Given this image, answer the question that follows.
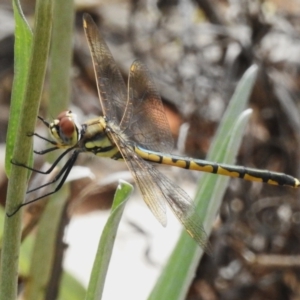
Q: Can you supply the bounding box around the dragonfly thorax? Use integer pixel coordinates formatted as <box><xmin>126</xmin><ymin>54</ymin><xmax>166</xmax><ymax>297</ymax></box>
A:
<box><xmin>49</xmin><ymin>110</ymin><xmax>82</xmax><ymax>148</ymax></box>
<box><xmin>81</xmin><ymin>116</ymin><xmax>125</xmax><ymax>159</ymax></box>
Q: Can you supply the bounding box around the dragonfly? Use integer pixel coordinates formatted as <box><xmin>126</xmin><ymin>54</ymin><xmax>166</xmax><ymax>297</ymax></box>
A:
<box><xmin>10</xmin><ymin>13</ymin><xmax>300</xmax><ymax>252</ymax></box>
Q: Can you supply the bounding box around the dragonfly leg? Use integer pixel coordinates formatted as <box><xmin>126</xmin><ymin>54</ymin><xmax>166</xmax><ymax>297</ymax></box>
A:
<box><xmin>26</xmin><ymin>151</ymin><xmax>79</xmax><ymax>193</ymax></box>
<box><xmin>7</xmin><ymin>151</ymin><xmax>79</xmax><ymax>217</ymax></box>
<box><xmin>11</xmin><ymin>147</ymin><xmax>74</xmax><ymax>175</ymax></box>
<box><xmin>38</xmin><ymin>115</ymin><xmax>50</xmax><ymax>127</ymax></box>
<box><xmin>28</xmin><ymin>132</ymin><xmax>58</xmax><ymax>146</ymax></box>
<box><xmin>34</xmin><ymin>146</ymin><xmax>59</xmax><ymax>155</ymax></box>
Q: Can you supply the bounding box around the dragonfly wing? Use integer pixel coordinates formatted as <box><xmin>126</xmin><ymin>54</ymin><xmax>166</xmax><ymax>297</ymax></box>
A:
<box><xmin>124</xmin><ymin>60</ymin><xmax>174</xmax><ymax>153</ymax></box>
<box><xmin>83</xmin><ymin>15</ymin><xmax>173</xmax><ymax>153</ymax></box>
<box><xmin>83</xmin><ymin>14</ymin><xmax>127</xmax><ymax>123</ymax></box>
<box><xmin>115</xmin><ymin>136</ymin><xmax>210</xmax><ymax>251</ymax></box>
<box><xmin>107</xmin><ymin>124</ymin><xmax>167</xmax><ymax>225</ymax></box>
<box><xmin>122</xmin><ymin>145</ymin><xmax>168</xmax><ymax>227</ymax></box>
<box><xmin>156</xmin><ymin>169</ymin><xmax>211</xmax><ymax>252</ymax></box>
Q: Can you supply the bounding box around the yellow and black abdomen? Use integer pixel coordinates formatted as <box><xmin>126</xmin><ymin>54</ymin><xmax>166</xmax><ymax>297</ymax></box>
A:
<box><xmin>134</xmin><ymin>146</ymin><xmax>300</xmax><ymax>188</ymax></box>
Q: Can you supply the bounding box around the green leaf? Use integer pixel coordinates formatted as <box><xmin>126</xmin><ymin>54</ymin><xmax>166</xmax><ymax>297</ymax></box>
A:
<box><xmin>148</xmin><ymin>65</ymin><xmax>258</xmax><ymax>300</ymax></box>
<box><xmin>59</xmin><ymin>271</ymin><xmax>86</xmax><ymax>300</ymax></box>
<box><xmin>23</xmin><ymin>186</ymin><xmax>69</xmax><ymax>299</ymax></box>
<box><xmin>11</xmin><ymin>215</ymin><xmax>86</xmax><ymax>300</ymax></box>
<box><xmin>0</xmin><ymin>0</ymin><xmax>54</xmax><ymax>299</ymax></box>
<box><xmin>5</xmin><ymin>0</ymin><xmax>32</xmax><ymax>176</ymax></box>
<box><xmin>85</xmin><ymin>181</ymin><xmax>133</xmax><ymax>300</ymax></box>
<box><xmin>48</xmin><ymin>0</ymin><xmax>74</xmax><ymax>117</ymax></box>
<box><xmin>24</xmin><ymin>4</ymin><xmax>75</xmax><ymax>297</ymax></box>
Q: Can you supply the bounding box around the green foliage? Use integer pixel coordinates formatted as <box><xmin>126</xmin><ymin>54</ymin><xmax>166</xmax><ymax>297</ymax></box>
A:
<box><xmin>148</xmin><ymin>66</ymin><xmax>258</xmax><ymax>300</ymax></box>
<box><xmin>86</xmin><ymin>181</ymin><xmax>133</xmax><ymax>300</ymax></box>
<box><xmin>5</xmin><ymin>0</ymin><xmax>32</xmax><ymax>176</ymax></box>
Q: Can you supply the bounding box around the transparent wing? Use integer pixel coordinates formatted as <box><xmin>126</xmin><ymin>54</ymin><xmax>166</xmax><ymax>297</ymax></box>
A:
<box><xmin>155</xmin><ymin>167</ymin><xmax>210</xmax><ymax>252</ymax></box>
<box><xmin>83</xmin><ymin>13</ymin><xmax>127</xmax><ymax>123</ymax></box>
<box><xmin>83</xmin><ymin>14</ymin><xmax>173</xmax><ymax>153</ymax></box>
<box><xmin>110</xmin><ymin>130</ymin><xmax>209</xmax><ymax>251</ymax></box>
<box><xmin>117</xmin><ymin>139</ymin><xmax>168</xmax><ymax>227</ymax></box>
<box><xmin>123</xmin><ymin>144</ymin><xmax>209</xmax><ymax>250</ymax></box>
<box><xmin>125</xmin><ymin>60</ymin><xmax>174</xmax><ymax>152</ymax></box>
<box><xmin>82</xmin><ymin>15</ymin><xmax>208</xmax><ymax>249</ymax></box>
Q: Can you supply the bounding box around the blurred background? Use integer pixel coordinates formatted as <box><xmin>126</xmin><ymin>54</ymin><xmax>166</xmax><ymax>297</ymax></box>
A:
<box><xmin>1</xmin><ymin>0</ymin><xmax>300</xmax><ymax>299</ymax></box>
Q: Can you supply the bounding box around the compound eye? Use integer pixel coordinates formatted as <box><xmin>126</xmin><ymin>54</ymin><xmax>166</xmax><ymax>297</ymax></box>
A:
<box><xmin>50</xmin><ymin>110</ymin><xmax>80</xmax><ymax>146</ymax></box>
<box><xmin>59</xmin><ymin>115</ymin><xmax>75</xmax><ymax>139</ymax></box>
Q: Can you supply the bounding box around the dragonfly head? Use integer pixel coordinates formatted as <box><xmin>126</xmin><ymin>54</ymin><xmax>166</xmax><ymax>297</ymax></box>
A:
<box><xmin>49</xmin><ymin>110</ymin><xmax>82</xmax><ymax>148</ymax></box>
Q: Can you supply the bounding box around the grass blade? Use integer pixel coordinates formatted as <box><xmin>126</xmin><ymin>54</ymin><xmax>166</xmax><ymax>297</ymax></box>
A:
<box><xmin>5</xmin><ymin>0</ymin><xmax>32</xmax><ymax>176</ymax></box>
<box><xmin>23</xmin><ymin>186</ymin><xmax>68</xmax><ymax>299</ymax></box>
<box><xmin>48</xmin><ymin>0</ymin><xmax>74</xmax><ymax>116</ymax></box>
<box><xmin>0</xmin><ymin>0</ymin><xmax>54</xmax><ymax>299</ymax></box>
<box><xmin>23</xmin><ymin>4</ymin><xmax>75</xmax><ymax>298</ymax></box>
<box><xmin>148</xmin><ymin>65</ymin><xmax>258</xmax><ymax>300</ymax></box>
<box><xmin>85</xmin><ymin>180</ymin><xmax>133</xmax><ymax>300</ymax></box>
